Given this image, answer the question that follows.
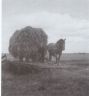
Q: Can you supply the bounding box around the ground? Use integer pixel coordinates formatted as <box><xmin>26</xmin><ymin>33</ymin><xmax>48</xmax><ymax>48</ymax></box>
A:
<box><xmin>2</xmin><ymin>58</ymin><xmax>89</xmax><ymax>96</ymax></box>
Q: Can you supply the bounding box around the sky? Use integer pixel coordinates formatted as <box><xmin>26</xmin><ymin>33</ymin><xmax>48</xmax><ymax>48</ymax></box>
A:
<box><xmin>2</xmin><ymin>0</ymin><xmax>89</xmax><ymax>53</ymax></box>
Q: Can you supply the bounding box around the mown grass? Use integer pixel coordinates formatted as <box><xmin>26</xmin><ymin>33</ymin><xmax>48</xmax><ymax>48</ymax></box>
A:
<box><xmin>2</xmin><ymin>60</ymin><xmax>89</xmax><ymax>96</ymax></box>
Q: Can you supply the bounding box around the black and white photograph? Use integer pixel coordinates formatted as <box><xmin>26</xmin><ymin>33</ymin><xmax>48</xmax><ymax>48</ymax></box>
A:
<box><xmin>2</xmin><ymin>0</ymin><xmax>89</xmax><ymax>96</ymax></box>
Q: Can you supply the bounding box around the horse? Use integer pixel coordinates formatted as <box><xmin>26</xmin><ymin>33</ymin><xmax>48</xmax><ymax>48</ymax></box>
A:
<box><xmin>31</xmin><ymin>46</ymin><xmax>47</xmax><ymax>62</ymax></box>
<box><xmin>47</xmin><ymin>39</ymin><xmax>66</xmax><ymax>64</ymax></box>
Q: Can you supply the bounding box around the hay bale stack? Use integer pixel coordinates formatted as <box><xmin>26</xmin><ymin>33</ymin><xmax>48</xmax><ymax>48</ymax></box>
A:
<box><xmin>9</xmin><ymin>26</ymin><xmax>48</xmax><ymax>62</ymax></box>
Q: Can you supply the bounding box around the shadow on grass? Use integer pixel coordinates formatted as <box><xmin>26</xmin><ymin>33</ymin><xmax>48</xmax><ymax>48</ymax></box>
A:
<box><xmin>2</xmin><ymin>60</ymin><xmax>42</xmax><ymax>75</ymax></box>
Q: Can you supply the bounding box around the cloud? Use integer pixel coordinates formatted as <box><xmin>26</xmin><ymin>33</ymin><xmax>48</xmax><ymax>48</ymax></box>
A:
<box><xmin>4</xmin><ymin>12</ymin><xmax>89</xmax><ymax>37</ymax></box>
<box><xmin>3</xmin><ymin>0</ymin><xmax>89</xmax><ymax>19</ymax></box>
<box><xmin>2</xmin><ymin>11</ymin><xmax>89</xmax><ymax>53</ymax></box>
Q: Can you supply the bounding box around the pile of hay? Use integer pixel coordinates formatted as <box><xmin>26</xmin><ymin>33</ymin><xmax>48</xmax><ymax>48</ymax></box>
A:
<box><xmin>9</xmin><ymin>26</ymin><xmax>48</xmax><ymax>62</ymax></box>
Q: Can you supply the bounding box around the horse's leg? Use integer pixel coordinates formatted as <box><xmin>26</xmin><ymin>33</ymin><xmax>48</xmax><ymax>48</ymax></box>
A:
<box><xmin>41</xmin><ymin>54</ymin><xmax>45</xmax><ymax>62</ymax></box>
<box><xmin>26</xmin><ymin>57</ymin><xmax>29</xmax><ymax>62</ymax></box>
<box><xmin>55</xmin><ymin>55</ymin><xmax>58</xmax><ymax>64</ymax></box>
<box><xmin>39</xmin><ymin>54</ymin><xmax>44</xmax><ymax>62</ymax></box>
<box><xmin>40</xmin><ymin>49</ymin><xmax>45</xmax><ymax>63</ymax></box>
<box><xmin>57</xmin><ymin>55</ymin><xmax>60</xmax><ymax>64</ymax></box>
<box><xmin>19</xmin><ymin>56</ymin><xmax>23</xmax><ymax>62</ymax></box>
<box><xmin>49</xmin><ymin>53</ymin><xmax>52</xmax><ymax>61</ymax></box>
<box><xmin>58</xmin><ymin>52</ymin><xmax>62</xmax><ymax>64</ymax></box>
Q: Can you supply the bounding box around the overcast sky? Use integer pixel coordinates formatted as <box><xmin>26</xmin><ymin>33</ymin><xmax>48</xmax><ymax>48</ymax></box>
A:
<box><xmin>2</xmin><ymin>0</ymin><xmax>89</xmax><ymax>53</ymax></box>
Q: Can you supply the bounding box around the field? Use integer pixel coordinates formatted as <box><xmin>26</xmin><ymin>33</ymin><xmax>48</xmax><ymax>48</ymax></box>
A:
<box><xmin>2</xmin><ymin>53</ymin><xmax>89</xmax><ymax>96</ymax></box>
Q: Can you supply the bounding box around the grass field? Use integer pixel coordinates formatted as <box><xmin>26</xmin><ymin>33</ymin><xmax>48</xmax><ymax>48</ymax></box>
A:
<box><xmin>2</xmin><ymin>53</ymin><xmax>89</xmax><ymax>96</ymax></box>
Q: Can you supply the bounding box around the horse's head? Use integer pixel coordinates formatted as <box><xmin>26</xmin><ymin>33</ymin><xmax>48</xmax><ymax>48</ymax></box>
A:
<box><xmin>56</xmin><ymin>38</ymin><xmax>66</xmax><ymax>50</ymax></box>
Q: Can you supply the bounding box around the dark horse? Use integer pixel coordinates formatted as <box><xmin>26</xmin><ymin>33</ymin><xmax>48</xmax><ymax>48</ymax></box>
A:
<box><xmin>47</xmin><ymin>39</ymin><xmax>66</xmax><ymax>64</ymax></box>
<box><xmin>30</xmin><ymin>46</ymin><xmax>46</xmax><ymax>62</ymax></box>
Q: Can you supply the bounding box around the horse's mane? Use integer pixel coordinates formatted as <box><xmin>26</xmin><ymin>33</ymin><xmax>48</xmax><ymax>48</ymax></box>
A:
<box><xmin>56</xmin><ymin>39</ymin><xmax>65</xmax><ymax>50</ymax></box>
<box><xmin>56</xmin><ymin>39</ymin><xmax>64</xmax><ymax>44</ymax></box>
<box><xmin>47</xmin><ymin>39</ymin><xmax>65</xmax><ymax>53</ymax></box>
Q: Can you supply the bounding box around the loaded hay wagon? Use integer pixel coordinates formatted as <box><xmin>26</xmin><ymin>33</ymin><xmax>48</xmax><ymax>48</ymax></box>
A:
<box><xmin>7</xmin><ymin>26</ymin><xmax>50</xmax><ymax>74</ymax></box>
<box><xmin>7</xmin><ymin>26</ymin><xmax>66</xmax><ymax>75</ymax></box>
<box><xmin>9</xmin><ymin>26</ymin><xmax>48</xmax><ymax>63</ymax></box>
